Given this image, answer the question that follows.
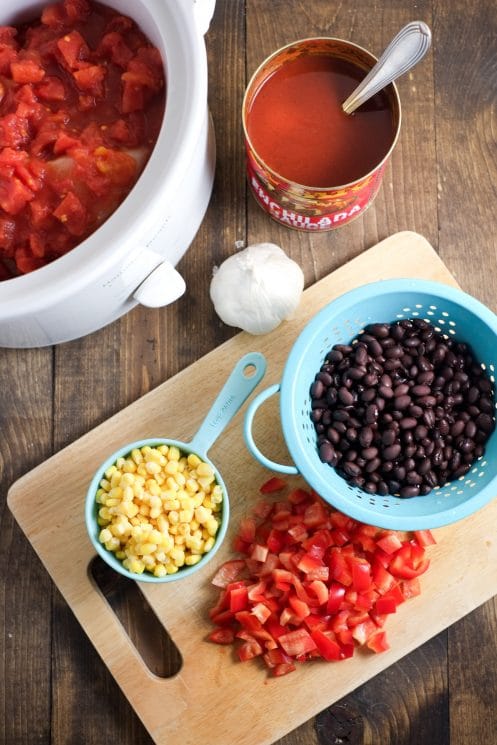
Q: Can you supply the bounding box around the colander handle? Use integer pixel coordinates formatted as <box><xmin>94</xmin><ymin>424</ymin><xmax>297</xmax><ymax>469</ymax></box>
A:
<box><xmin>244</xmin><ymin>384</ymin><xmax>299</xmax><ymax>475</ymax></box>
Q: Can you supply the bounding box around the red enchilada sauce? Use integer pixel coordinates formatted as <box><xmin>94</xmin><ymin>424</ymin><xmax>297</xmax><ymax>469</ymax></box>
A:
<box><xmin>246</xmin><ymin>54</ymin><xmax>395</xmax><ymax>188</ymax></box>
<box><xmin>0</xmin><ymin>0</ymin><xmax>165</xmax><ymax>279</ymax></box>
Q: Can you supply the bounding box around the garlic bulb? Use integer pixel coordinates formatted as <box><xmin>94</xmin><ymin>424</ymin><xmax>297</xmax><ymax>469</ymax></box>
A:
<box><xmin>209</xmin><ymin>242</ymin><xmax>304</xmax><ymax>335</ymax></box>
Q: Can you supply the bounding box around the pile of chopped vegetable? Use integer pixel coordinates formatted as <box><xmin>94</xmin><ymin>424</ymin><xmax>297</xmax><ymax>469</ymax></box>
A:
<box><xmin>207</xmin><ymin>477</ymin><xmax>436</xmax><ymax>677</ymax></box>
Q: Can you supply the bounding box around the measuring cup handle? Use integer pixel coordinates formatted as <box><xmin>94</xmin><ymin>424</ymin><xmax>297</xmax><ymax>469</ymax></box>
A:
<box><xmin>243</xmin><ymin>384</ymin><xmax>299</xmax><ymax>475</ymax></box>
<box><xmin>189</xmin><ymin>352</ymin><xmax>267</xmax><ymax>456</ymax></box>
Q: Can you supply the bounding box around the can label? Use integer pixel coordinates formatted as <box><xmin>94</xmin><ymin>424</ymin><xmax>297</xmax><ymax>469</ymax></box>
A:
<box><xmin>247</xmin><ymin>157</ymin><xmax>385</xmax><ymax>231</ymax></box>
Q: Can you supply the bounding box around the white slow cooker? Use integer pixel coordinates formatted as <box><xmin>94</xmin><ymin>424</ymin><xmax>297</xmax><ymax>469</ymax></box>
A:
<box><xmin>0</xmin><ymin>0</ymin><xmax>216</xmax><ymax>347</ymax></box>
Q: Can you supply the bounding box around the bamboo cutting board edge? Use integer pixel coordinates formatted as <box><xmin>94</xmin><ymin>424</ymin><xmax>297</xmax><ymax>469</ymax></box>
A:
<box><xmin>9</xmin><ymin>230</ymin><xmax>497</xmax><ymax>745</ymax></box>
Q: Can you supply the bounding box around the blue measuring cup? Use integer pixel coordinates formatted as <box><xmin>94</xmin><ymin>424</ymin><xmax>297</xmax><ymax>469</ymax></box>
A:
<box><xmin>86</xmin><ymin>352</ymin><xmax>267</xmax><ymax>582</ymax></box>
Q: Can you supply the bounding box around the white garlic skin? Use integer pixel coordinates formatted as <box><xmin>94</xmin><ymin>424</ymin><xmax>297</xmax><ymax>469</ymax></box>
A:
<box><xmin>209</xmin><ymin>242</ymin><xmax>304</xmax><ymax>335</ymax></box>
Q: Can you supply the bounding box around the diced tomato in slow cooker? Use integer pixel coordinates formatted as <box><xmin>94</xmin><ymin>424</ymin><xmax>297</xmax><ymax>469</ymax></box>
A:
<box><xmin>0</xmin><ymin>0</ymin><xmax>165</xmax><ymax>279</ymax></box>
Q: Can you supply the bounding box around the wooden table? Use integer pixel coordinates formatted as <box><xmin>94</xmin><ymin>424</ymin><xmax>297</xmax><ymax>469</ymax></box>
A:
<box><xmin>1</xmin><ymin>1</ymin><xmax>496</xmax><ymax>744</ymax></box>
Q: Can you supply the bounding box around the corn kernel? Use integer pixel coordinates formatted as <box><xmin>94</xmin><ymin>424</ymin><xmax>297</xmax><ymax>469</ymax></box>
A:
<box><xmin>168</xmin><ymin>510</ymin><xmax>179</xmax><ymax>524</ymax></box>
<box><xmin>211</xmin><ymin>486</ymin><xmax>223</xmax><ymax>504</ymax></box>
<box><xmin>187</xmin><ymin>453</ymin><xmax>201</xmax><ymax>468</ymax></box>
<box><xmin>168</xmin><ymin>446</ymin><xmax>180</xmax><ymax>461</ymax></box>
<box><xmin>204</xmin><ymin>536</ymin><xmax>215</xmax><ymax>552</ymax></box>
<box><xmin>205</xmin><ymin>517</ymin><xmax>219</xmax><ymax>537</ymax></box>
<box><xmin>105</xmin><ymin>536</ymin><xmax>120</xmax><ymax>552</ymax></box>
<box><xmin>164</xmin><ymin>460</ymin><xmax>178</xmax><ymax>475</ymax></box>
<box><xmin>100</xmin><ymin>478</ymin><xmax>111</xmax><ymax>491</ymax></box>
<box><xmin>186</xmin><ymin>535</ymin><xmax>204</xmax><ymax>553</ymax></box>
<box><xmin>170</xmin><ymin>547</ymin><xmax>185</xmax><ymax>566</ymax></box>
<box><xmin>185</xmin><ymin>478</ymin><xmax>199</xmax><ymax>494</ymax></box>
<box><xmin>122</xmin><ymin>502</ymin><xmax>139</xmax><ymax>518</ymax></box>
<box><xmin>110</xmin><ymin>473</ymin><xmax>122</xmax><ymax>489</ymax></box>
<box><xmin>131</xmin><ymin>448</ymin><xmax>143</xmax><ymax>464</ymax></box>
<box><xmin>105</xmin><ymin>497</ymin><xmax>120</xmax><ymax>508</ymax></box>
<box><xmin>174</xmin><ymin>472</ymin><xmax>186</xmax><ymax>487</ymax></box>
<box><xmin>179</xmin><ymin>508</ymin><xmax>194</xmax><ymax>523</ymax></box>
<box><xmin>198</xmin><ymin>476</ymin><xmax>214</xmax><ymax>490</ymax></box>
<box><xmin>179</xmin><ymin>492</ymin><xmax>194</xmax><ymax>510</ymax></box>
<box><xmin>196</xmin><ymin>462</ymin><xmax>214</xmax><ymax>478</ymax></box>
<box><xmin>156</xmin><ymin>515</ymin><xmax>170</xmax><ymax>534</ymax></box>
<box><xmin>185</xmin><ymin>554</ymin><xmax>202</xmax><ymax>566</ymax></box>
<box><xmin>154</xmin><ymin>564</ymin><xmax>167</xmax><ymax>578</ymax></box>
<box><xmin>195</xmin><ymin>506</ymin><xmax>211</xmax><ymax>524</ymax></box>
<box><xmin>157</xmin><ymin>445</ymin><xmax>169</xmax><ymax>456</ymax></box>
<box><xmin>122</xmin><ymin>459</ymin><xmax>136</xmax><ymax>473</ymax></box>
<box><xmin>145</xmin><ymin>461</ymin><xmax>161</xmax><ymax>475</ymax></box>
<box><xmin>99</xmin><ymin>528</ymin><xmax>112</xmax><ymax>543</ymax></box>
<box><xmin>163</xmin><ymin>498</ymin><xmax>180</xmax><ymax>511</ymax></box>
<box><xmin>166</xmin><ymin>477</ymin><xmax>179</xmax><ymax>492</ymax></box>
<box><xmin>142</xmin><ymin>555</ymin><xmax>156</xmax><ymax>568</ymax></box>
<box><xmin>166</xmin><ymin>564</ymin><xmax>179</xmax><ymax>575</ymax></box>
<box><xmin>105</xmin><ymin>465</ymin><xmax>118</xmax><ymax>479</ymax></box>
<box><xmin>192</xmin><ymin>492</ymin><xmax>205</xmax><ymax>508</ymax></box>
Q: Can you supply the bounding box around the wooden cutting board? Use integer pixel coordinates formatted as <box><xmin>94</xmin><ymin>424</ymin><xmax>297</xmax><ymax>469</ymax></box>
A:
<box><xmin>8</xmin><ymin>231</ymin><xmax>497</xmax><ymax>745</ymax></box>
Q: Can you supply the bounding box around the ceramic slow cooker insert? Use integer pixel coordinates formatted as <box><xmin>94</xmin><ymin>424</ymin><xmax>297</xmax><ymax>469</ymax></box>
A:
<box><xmin>0</xmin><ymin>0</ymin><xmax>216</xmax><ymax>347</ymax></box>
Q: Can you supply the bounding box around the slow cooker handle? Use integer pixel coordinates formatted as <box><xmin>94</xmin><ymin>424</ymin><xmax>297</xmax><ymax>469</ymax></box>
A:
<box><xmin>133</xmin><ymin>259</ymin><xmax>186</xmax><ymax>308</ymax></box>
<box><xmin>191</xmin><ymin>0</ymin><xmax>216</xmax><ymax>35</ymax></box>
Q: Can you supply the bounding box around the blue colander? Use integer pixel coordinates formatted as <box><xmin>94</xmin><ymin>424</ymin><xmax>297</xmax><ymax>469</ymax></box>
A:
<box><xmin>244</xmin><ymin>279</ymin><xmax>497</xmax><ymax>530</ymax></box>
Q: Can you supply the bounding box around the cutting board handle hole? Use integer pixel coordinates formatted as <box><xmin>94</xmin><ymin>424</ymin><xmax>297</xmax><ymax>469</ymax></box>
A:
<box><xmin>90</xmin><ymin>556</ymin><xmax>183</xmax><ymax>678</ymax></box>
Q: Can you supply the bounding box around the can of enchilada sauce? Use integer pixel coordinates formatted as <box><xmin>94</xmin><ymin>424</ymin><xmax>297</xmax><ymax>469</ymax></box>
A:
<box><xmin>242</xmin><ymin>37</ymin><xmax>401</xmax><ymax>231</ymax></box>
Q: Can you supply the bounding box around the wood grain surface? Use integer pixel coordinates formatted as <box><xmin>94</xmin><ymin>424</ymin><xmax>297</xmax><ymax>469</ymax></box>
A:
<box><xmin>1</xmin><ymin>1</ymin><xmax>497</xmax><ymax>744</ymax></box>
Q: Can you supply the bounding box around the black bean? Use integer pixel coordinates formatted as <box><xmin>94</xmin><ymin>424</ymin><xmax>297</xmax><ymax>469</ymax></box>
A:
<box><xmin>476</xmin><ymin>413</ymin><xmax>494</xmax><ymax>432</ymax></box>
<box><xmin>400</xmin><ymin>417</ymin><xmax>417</xmax><ymax>429</ymax></box>
<box><xmin>383</xmin><ymin>443</ymin><xmax>401</xmax><ymax>460</ymax></box>
<box><xmin>338</xmin><ymin>387</ymin><xmax>354</xmax><ymax>406</ymax></box>
<box><xmin>382</xmin><ymin>429</ymin><xmax>396</xmax><ymax>446</ymax></box>
<box><xmin>418</xmin><ymin>457</ymin><xmax>431</xmax><ymax>475</ymax></box>
<box><xmin>358</xmin><ymin>426</ymin><xmax>374</xmax><ymax>448</ymax></box>
<box><xmin>412</xmin><ymin>384</ymin><xmax>431</xmax><ymax>396</ymax></box>
<box><xmin>366</xmin><ymin>323</ymin><xmax>390</xmax><ymax>338</ymax></box>
<box><xmin>394</xmin><ymin>394</ymin><xmax>411</xmax><ymax>410</ymax></box>
<box><xmin>392</xmin><ymin>466</ymin><xmax>406</xmax><ymax>481</ymax></box>
<box><xmin>311</xmin><ymin>380</ymin><xmax>325</xmax><ymax>398</ymax></box>
<box><xmin>479</xmin><ymin>396</ymin><xmax>494</xmax><ymax>413</ymax></box>
<box><xmin>319</xmin><ymin>441</ymin><xmax>336</xmax><ymax>464</ymax></box>
<box><xmin>465</xmin><ymin>420</ymin><xmax>477</xmax><ymax>438</ymax></box>
<box><xmin>367</xmin><ymin>339</ymin><xmax>383</xmax><ymax>358</ymax></box>
<box><xmin>343</xmin><ymin>461</ymin><xmax>361</xmax><ymax>477</ymax></box>
<box><xmin>365</xmin><ymin>404</ymin><xmax>379</xmax><ymax>424</ymax></box>
<box><xmin>378</xmin><ymin>385</ymin><xmax>394</xmax><ymax>399</ymax></box>
<box><xmin>346</xmin><ymin>427</ymin><xmax>358</xmax><ymax>442</ymax></box>
<box><xmin>362</xmin><ymin>446</ymin><xmax>379</xmax><ymax>460</ymax></box>
<box><xmin>361</xmin><ymin>388</ymin><xmax>376</xmax><ymax>402</ymax></box>
<box><xmin>400</xmin><ymin>485</ymin><xmax>420</xmax><ymax>498</ymax></box>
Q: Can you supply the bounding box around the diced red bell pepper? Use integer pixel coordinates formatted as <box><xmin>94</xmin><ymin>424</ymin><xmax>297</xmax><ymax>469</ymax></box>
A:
<box><xmin>260</xmin><ymin>477</ymin><xmax>286</xmax><ymax>494</ymax></box>
<box><xmin>279</xmin><ymin>628</ymin><xmax>317</xmax><ymax>657</ymax></box>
